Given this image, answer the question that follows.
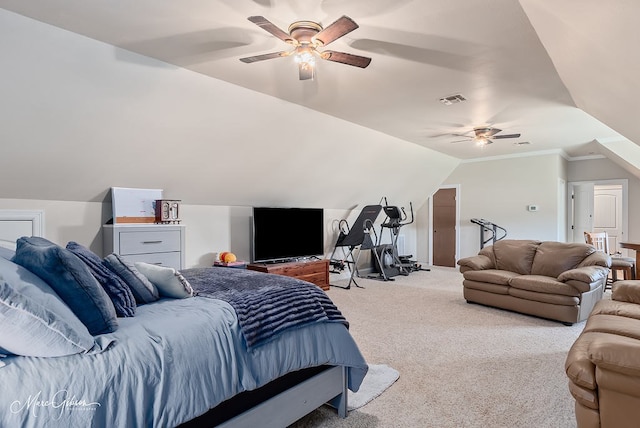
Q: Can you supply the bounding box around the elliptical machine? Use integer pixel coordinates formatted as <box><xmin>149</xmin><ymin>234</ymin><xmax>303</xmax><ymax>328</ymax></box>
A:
<box><xmin>370</xmin><ymin>198</ymin><xmax>428</xmax><ymax>281</ymax></box>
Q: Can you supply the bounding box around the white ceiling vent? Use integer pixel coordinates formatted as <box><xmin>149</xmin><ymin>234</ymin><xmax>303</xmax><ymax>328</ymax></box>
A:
<box><xmin>439</xmin><ymin>94</ymin><xmax>467</xmax><ymax>105</ymax></box>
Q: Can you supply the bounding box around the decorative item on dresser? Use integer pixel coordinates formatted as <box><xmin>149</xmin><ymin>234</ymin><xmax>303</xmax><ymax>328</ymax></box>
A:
<box><xmin>103</xmin><ymin>223</ymin><xmax>185</xmax><ymax>270</ymax></box>
<box><xmin>247</xmin><ymin>259</ymin><xmax>330</xmax><ymax>290</ymax></box>
<box><xmin>154</xmin><ymin>199</ymin><xmax>181</xmax><ymax>224</ymax></box>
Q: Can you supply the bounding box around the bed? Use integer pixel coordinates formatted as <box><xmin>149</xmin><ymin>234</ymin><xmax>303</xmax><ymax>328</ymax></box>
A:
<box><xmin>0</xmin><ymin>211</ymin><xmax>368</xmax><ymax>427</ymax></box>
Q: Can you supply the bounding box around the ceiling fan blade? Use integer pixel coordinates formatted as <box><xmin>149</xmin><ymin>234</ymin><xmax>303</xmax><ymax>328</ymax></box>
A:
<box><xmin>247</xmin><ymin>16</ymin><xmax>294</xmax><ymax>43</ymax></box>
<box><xmin>298</xmin><ymin>63</ymin><xmax>315</xmax><ymax>80</ymax></box>
<box><xmin>321</xmin><ymin>50</ymin><xmax>371</xmax><ymax>68</ymax></box>
<box><xmin>492</xmin><ymin>133</ymin><xmax>521</xmax><ymax>139</ymax></box>
<box><xmin>314</xmin><ymin>16</ymin><xmax>359</xmax><ymax>46</ymax></box>
<box><xmin>239</xmin><ymin>51</ymin><xmax>290</xmax><ymax>63</ymax></box>
<box><xmin>449</xmin><ymin>139</ymin><xmax>472</xmax><ymax>144</ymax></box>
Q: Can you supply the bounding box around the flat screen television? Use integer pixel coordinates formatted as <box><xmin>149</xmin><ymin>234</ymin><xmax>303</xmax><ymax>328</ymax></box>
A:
<box><xmin>251</xmin><ymin>207</ymin><xmax>324</xmax><ymax>263</ymax></box>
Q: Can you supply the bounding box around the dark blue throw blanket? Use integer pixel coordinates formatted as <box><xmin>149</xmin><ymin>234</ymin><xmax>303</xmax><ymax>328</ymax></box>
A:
<box><xmin>181</xmin><ymin>267</ymin><xmax>348</xmax><ymax>349</ymax></box>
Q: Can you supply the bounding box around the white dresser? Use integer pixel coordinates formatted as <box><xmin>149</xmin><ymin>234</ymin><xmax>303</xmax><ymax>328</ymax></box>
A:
<box><xmin>103</xmin><ymin>224</ymin><xmax>185</xmax><ymax>270</ymax></box>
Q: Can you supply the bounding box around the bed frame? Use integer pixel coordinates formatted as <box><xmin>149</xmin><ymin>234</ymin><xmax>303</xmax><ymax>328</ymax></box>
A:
<box><xmin>182</xmin><ymin>365</ymin><xmax>347</xmax><ymax>427</ymax></box>
<box><xmin>0</xmin><ymin>209</ymin><xmax>349</xmax><ymax>427</ymax></box>
<box><xmin>218</xmin><ymin>366</ymin><xmax>347</xmax><ymax>427</ymax></box>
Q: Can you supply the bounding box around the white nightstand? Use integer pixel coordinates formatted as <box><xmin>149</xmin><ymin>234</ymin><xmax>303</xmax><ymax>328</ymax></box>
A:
<box><xmin>103</xmin><ymin>224</ymin><xmax>185</xmax><ymax>270</ymax></box>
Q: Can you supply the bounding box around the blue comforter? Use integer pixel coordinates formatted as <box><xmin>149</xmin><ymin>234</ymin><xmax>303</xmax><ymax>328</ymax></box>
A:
<box><xmin>182</xmin><ymin>267</ymin><xmax>348</xmax><ymax>348</ymax></box>
<box><xmin>0</xmin><ymin>297</ymin><xmax>368</xmax><ymax>428</ymax></box>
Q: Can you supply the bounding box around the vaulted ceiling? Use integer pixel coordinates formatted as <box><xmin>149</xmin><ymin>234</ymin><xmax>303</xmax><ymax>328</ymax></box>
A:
<box><xmin>2</xmin><ymin>0</ymin><xmax>638</xmax><ymax>159</ymax></box>
<box><xmin>1</xmin><ymin>1</ymin><xmax>638</xmax><ymax>207</ymax></box>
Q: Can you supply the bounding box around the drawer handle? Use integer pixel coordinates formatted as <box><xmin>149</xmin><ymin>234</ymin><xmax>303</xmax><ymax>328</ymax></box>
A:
<box><xmin>142</xmin><ymin>240</ymin><xmax>163</xmax><ymax>244</ymax></box>
<box><xmin>152</xmin><ymin>262</ymin><xmax>163</xmax><ymax>265</ymax></box>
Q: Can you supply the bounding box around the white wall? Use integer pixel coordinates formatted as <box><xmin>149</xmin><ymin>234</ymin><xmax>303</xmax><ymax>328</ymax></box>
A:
<box><xmin>0</xmin><ymin>198</ymin><xmax>379</xmax><ymax>272</ymax></box>
<box><xmin>441</xmin><ymin>153</ymin><xmax>567</xmax><ymax>259</ymax></box>
<box><xmin>6</xmin><ymin>157</ymin><xmax>637</xmax><ymax>271</ymax></box>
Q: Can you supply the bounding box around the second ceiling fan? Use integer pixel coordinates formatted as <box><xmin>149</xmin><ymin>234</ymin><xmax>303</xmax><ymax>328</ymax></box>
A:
<box><xmin>240</xmin><ymin>15</ymin><xmax>372</xmax><ymax>80</ymax></box>
<box><xmin>451</xmin><ymin>127</ymin><xmax>521</xmax><ymax>145</ymax></box>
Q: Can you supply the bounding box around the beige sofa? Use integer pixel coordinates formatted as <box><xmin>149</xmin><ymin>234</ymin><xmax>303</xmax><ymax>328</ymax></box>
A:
<box><xmin>565</xmin><ymin>281</ymin><xmax>640</xmax><ymax>428</ymax></box>
<box><xmin>457</xmin><ymin>240</ymin><xmax>610</xmax><ymax>324</ymax></box>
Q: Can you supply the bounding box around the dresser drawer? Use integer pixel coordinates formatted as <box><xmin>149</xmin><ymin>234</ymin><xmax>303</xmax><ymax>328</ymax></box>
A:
<box><xmin>120</xmin><ymin>252</ymin><xmax>181</xmax><ymax>270</ymax></box>
<box><xmin>119</xmin><ymin>230</ymin><xmax>181</xmax><ymax>255</ymax></box>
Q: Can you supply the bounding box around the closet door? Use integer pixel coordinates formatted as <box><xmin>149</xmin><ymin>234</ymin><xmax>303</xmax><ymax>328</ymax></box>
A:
<box><xmin>433</xmin><ymin>188</ymin><xmax>456</xmax><ymax>267</ymax></box>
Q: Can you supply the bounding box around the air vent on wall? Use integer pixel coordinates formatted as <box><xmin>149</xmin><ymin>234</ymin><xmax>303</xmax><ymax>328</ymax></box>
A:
<box><xmin>439</xmin><ymin>94</ymin><xmax>467</xmax><ymax>105</ymax></box>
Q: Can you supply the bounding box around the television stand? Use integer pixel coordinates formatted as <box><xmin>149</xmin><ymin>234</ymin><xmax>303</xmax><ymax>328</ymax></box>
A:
<box><xmin>247</xmin><ymin>259</ymin><xmax>329</xmax><ymax>291</ymax></box>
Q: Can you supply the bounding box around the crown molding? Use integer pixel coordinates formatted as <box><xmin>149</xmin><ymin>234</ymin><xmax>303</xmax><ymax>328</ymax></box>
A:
<box><xmin>459</xmin><ymin>148</ymin><xmax>568</xmax><ymax>164</ymax></box>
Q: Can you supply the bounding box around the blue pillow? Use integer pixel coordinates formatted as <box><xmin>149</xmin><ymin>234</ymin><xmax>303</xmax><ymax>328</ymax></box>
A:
<box><xmin>0</xmin><ymin>256</ymin><xmax>97</xmax><ymax>356</ymax></box>
<box><xmin>104</xmin><ymin>253</ymin><xmax>159</xmax><ymax>304</ymax></box>
<box><xmin>12</xmin><ymin>236</ymin><xmax>118</xmax><ymax>335</ymax></box>
<box><xmin>0</xmin><ymin>278</ymin><xmax>95</xmax><ymax>357</ymax></box>
<box><xmin>66</xmin><ymin>242</ymin><xmax>136</xmax><ymax>317</ymax></box>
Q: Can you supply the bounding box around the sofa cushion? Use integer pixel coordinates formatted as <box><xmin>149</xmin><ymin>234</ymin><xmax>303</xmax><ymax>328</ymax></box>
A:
<box><xmin>592</xmin><ymin>298</ymin><xmax>640</xmax><ymax>321</ymax></box>
<box><xmin>463</xmin><ymin>280</ymin><xmax>510</xmax><ymax>295</ymax></box>
<box><xmin>583</xmin><ymin>313</ymin><xmax>640</xmax><ymax>341</ymax></box>
<box><xmin>612</xmin><ymin>281</ymin><xmax>640</xmax><ymax>305</ymax></box>
<box><xmin>463</xmin><ymin>269</ymin><xmax>519</xmax><ymax>286</ymax></box>
<box><xmin>492</xmin><ymin>240</ymin><xmax>540</xmax><ymax>275</ymax></box>
<box><xmin>530</xmin><ymin>242</ymin><xmax>595</xmax><ymax>278</ymax></box>
<box><xmin>509</xmin><ymin>275</ymin><xmax>581</xmax><ymax>297</ymax></box>
<box><xmin>508</xmin><ymin>287</ymin><xmax>580</xmax><ymax>306</ymax></box>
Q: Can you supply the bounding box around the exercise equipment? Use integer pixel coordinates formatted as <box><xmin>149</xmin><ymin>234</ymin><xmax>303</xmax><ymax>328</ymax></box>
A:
<box><xmin>370</xmin><ymin>199</ymin><xmax>429</xmax><ymax>281</ymax></box>
<box><xmin>328</xmin><ymin>205</ymin><xmax>382</xmax><ymax>289</ymax></box>
<box><xmin>470</xmin><ymin>218</ymin><xmax>507</xmax><ymax>249</ymax></box>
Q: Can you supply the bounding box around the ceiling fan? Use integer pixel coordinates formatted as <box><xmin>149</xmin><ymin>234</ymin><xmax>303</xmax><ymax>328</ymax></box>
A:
<box><xmin>451</xmin><ymin>127</ymin><xmax>521</xmax><ymax>145</ymax></box>
<box><xmin>239</xmin><ymin>15</ymin><xmax>372</xmax><ymax>80</ymax></box>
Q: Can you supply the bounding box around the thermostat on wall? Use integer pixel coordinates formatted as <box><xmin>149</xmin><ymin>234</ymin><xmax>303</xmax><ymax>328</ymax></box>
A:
<box><xmin>527</xmin><ymin>205</ymin><xmax>539</xmax><ymax>212</ymax></box>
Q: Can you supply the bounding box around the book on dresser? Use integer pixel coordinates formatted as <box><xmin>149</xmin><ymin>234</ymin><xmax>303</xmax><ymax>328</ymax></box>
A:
<box><xmin>246</xmin><ymin>259</ymin><xmax>330</xmax><ymax>291</ymax></box>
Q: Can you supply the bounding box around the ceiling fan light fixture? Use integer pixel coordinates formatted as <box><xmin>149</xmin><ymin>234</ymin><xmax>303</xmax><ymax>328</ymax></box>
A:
<box><xmin>294</xmin><ymin>46</ymin><xmax>316</xmax><ymax>66</ymax></box>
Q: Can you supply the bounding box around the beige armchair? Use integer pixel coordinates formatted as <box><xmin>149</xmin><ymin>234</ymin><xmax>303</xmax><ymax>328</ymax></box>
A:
<box><xmin>565</xmin><ymin>280</ymin><xmax>640</xmax><ymax>427</ymax></box>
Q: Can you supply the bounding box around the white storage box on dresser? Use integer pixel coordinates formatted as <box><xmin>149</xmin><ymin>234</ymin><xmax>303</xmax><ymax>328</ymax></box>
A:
<box><xmin>103</xmin><ymin>224</ymin><xmax>185</xmax><ymax>270</ymax></box>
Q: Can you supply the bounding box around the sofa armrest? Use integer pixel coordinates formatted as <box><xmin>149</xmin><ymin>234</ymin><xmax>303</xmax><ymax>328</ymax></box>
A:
<box><xmin>457</xmin><ymin>255</ymin><xmax>494</xmax><ymax>272</ymax></box>
<box><xmin>557</xmin><ymin>266</ymin><xmax>609</xmax><ymax>292</ymax></box>
<box><xmin>578</xmin><ymin>251</ymin><xmax>612</xmax><ymax>268</ymax></box>
<box><xmin>589</xmin><ymin>333</ymin><xmax>640</xmax><ymax>377</ymax></box>
<box><xmin>612</xmin><ymin>280</ymin><xmax>640</xmax><ymax>304</ymax></box>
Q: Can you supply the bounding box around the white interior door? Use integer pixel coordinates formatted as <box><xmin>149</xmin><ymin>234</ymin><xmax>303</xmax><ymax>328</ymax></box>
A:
<box><xmin>571</xmin><ymin>182</ymin><xmax>594</xmax><ymax>243</ymax></box>
<box><xmin>594</xmin><ymin>184</ymin><xmax>625</xmax><ymax>255</ymax></box>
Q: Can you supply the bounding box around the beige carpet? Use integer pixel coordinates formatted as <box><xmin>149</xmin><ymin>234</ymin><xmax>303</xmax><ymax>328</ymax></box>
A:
<box><xmin>290</xmin><ymin>266</ymin><xmax>592</xmax><ymax>428</ymax></box>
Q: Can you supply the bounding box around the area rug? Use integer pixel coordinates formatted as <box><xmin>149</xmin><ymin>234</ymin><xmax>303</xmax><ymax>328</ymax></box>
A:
<box><xmin>348</xmin><ymin>364</ymin><xmax>399</xmax><ymax>411</ymax></box>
